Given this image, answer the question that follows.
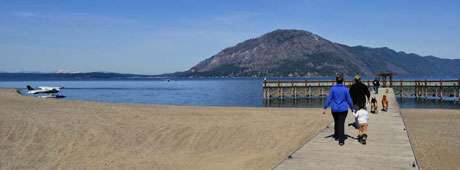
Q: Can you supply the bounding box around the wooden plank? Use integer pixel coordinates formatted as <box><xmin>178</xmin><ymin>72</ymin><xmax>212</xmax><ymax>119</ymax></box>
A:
<box><xmin>440</xmin><ymin>80</ymin><xmax>443</xmax><ymax>100</ymax></box>
<box><xmin>304</xmin><ymin>80</ymin><xmax>308</xmax><ymax>97</ymax></box>
<box><xmin>425</xmin><ymin>80</ymin><xmax>428</xmax><ymax>98</ymax></box>
<box><xmin>278</xmin><ymin>82</ymin><xmax>281</xmax><ymax>99</ymax></box>
<box><xmin>400</xmin><ymin>80</ymin><xmax>403</xmax><ymax>97</ymax></box>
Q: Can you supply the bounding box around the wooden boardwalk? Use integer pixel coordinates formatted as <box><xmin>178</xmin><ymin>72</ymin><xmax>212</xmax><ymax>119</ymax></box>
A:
<box><xmin>274</xmin><ymin>88</ymin><xmax>419</xmax><ymax>170</ymax></box>
<box><xmin>263</xmin><ymin>80</ymin><xmax>460</xmax><ymax>100</ymax></box>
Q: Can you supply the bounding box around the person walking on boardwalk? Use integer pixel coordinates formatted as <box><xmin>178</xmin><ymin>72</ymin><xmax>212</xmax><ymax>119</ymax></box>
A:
<box><xmin>353</xmin><ymin>107</ymin><xmax>369</xmax><ymax>144</ymax></box>
<box><xmin>350</xmin><ymin>74</ymin><xmax>371</xmax><ymax>110</ymax></box>
<box><xmin>373</xmin><ymin>78</ymin><xmax>380</xmax><ymax>94</ymax></box>
<box><xmin>322</xmin><ymin>73</ymin><xmax>354</xmax><ymax>146</ymax></box>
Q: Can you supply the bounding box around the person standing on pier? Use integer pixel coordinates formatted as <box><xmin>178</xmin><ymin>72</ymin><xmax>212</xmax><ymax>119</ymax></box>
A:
<box><xmin>373</xmin><ymin>78</ymin><xmax>380</xmax><ymax>94</ymax></box>
<box><xmin>350</xmin><ymin>74</ymin><xmax>371</xmax><ymax>110</ymax></box>
<box><xmin>322</xmin><ymin>73</ymin><xmax>354</xmax><ymax>146</ymax></box>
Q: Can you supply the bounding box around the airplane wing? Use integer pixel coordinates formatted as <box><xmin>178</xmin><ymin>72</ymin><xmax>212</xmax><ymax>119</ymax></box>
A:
<box><xmin>37</xmin><ymin>86</ymin><xmax>63</xmax><ymax>90</ymax></box>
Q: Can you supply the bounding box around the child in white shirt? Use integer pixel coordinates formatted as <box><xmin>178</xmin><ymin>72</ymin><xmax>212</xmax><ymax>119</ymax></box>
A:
<box><xmin>353</xmin><ymin>108</ymin><xmax>369</xmax><ymax>144</ymax></box>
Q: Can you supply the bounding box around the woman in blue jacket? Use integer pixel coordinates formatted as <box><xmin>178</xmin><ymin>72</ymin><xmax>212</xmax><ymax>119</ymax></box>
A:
<box><xmin>322</xmin><ymin>73</ymin><xmax>354</xmax><ymax>146</ymax></box>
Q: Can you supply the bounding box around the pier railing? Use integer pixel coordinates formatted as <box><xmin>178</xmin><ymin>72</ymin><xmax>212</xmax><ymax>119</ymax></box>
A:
<box><xmin>263</xmin><ymin>79</ymin><xmax>460</xmax><ymax>100</ymax></box>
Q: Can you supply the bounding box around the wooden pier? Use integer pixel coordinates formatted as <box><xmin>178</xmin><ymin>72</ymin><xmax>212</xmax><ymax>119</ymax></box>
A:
<box><xmin>274</xmin><ymin>88</ymin><xmax>419</xmax><ymax>170</ymax></box>
<box><xmin>263</xmin><ymin>79</ymin><xmax>460</xmax><ymax>100</ymax></box>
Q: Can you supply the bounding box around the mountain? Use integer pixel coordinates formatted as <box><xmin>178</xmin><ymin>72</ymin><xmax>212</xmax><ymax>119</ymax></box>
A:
<box><xmin>177</xmin><ymin>29</ymin><xmax>460</xmax><ymax>77</ymax></box>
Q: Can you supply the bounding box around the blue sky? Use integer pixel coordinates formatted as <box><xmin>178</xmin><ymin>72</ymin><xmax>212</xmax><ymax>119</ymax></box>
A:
<box><xmin>1</xmin><ymin>0</ymin><xmax>459</xmax><ymax>74</ymax></box>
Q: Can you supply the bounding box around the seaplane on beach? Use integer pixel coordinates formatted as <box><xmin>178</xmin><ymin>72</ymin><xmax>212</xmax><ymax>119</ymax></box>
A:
<box><xmin>26</xmin><ymin>85</ymin><xmax>66</xmax><ymax>98</ymax></box>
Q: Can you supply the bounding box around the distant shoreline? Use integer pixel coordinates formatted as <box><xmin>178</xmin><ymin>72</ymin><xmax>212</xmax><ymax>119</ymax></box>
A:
<box><xmin>1</xmin><ymin>72</ymin><xmax>459</xmax><ymax>81</ymax></box>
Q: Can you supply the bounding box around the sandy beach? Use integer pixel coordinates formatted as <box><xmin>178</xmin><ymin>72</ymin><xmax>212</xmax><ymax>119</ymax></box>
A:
<box><xmin>401</xmin><ymin>109</ymin><xmax>460</xmax><ymax>170</ymax></box>
<box><xmin>0</xmin><ymin>89</ymin><xmax>330</xmax><ymax>169</ymax></box>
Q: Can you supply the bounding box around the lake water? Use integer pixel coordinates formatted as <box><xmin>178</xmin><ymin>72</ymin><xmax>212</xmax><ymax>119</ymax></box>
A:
<box><xmin>1</xmin><ymin>79</ymin><xmax>459</xmax><ymax>109</ymax></box>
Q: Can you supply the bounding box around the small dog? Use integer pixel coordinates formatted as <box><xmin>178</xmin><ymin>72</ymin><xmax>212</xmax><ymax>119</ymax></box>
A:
<box><xmin>381</xmin><ymin>95</ymin><xmax>389</xmax><ymax>112</ymax></box>
<box><xmin>370</xmin><ymin>96</ymin><xmax>378</xmax><ymax>113</ymax></box>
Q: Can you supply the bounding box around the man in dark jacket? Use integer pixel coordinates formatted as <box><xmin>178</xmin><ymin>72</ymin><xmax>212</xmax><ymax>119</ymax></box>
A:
<box><xmin>349</xmin><ymin>74</ymin><xmax>370</xmax><ymax>110</ymax></box>
<box><xmin>372</xmin><ymin>78</ymin><xmax>380</xmax><ymax>94</ymax></box>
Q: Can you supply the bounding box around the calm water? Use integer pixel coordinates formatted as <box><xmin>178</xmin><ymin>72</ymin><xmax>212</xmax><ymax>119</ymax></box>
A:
<box><xmin>1</xmin><ymin>79</ymin><xmax>459</xmax><ymax>109</ymax></box>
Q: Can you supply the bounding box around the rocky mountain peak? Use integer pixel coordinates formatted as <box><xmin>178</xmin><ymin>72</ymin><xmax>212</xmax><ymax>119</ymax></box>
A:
<box><xmin>182</xmin><ymin>29</ymin><xmax>460</xmax><ymax>77</ymax></box>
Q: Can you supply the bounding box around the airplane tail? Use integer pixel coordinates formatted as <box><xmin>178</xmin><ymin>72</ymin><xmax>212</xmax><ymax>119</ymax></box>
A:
<box><xmin>26</xmin><ymin>85</ymin><xmax>34</xmax><ymax>90</ymax></box>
